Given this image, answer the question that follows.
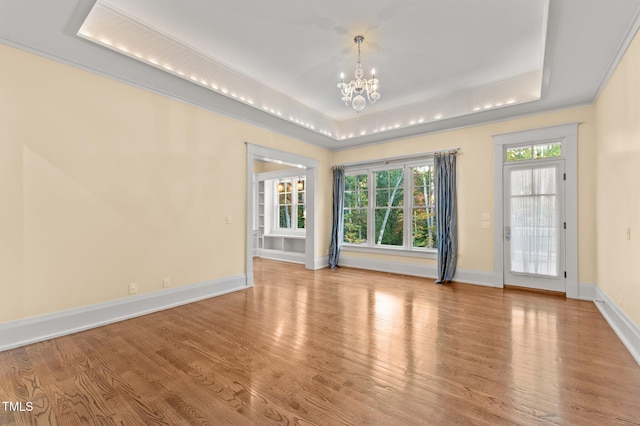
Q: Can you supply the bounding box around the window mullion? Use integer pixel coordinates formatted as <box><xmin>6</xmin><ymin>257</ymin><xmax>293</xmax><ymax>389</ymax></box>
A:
<box><xmin>404</xmin><ymin>165</ymin><xmax>411</xmax><ymax>249</ymax></box>
<box><xmin>292</xmin><ymin>179</ymin><xmax>298</xmax><ymax>230</ymax></box>
<box><xmin>368</xmin><ymin>170</ymin><xmax>375</xmax><ymax>246</ymax></box>
<box><xmin>274</xmin><ymin>181</ymin><xmax>279</xmax><ymax>230</ymax></box>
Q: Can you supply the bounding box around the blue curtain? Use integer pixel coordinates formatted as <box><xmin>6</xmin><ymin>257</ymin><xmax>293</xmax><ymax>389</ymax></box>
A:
<box><xmin>328</xmin><ymin>167</ymin><xmax>345</xmax><ymax>268</ymax></box>
<box><xmin>435</xmin><ymin>152</ymin><xmax>458</xmax><ymax>283</ymax></box>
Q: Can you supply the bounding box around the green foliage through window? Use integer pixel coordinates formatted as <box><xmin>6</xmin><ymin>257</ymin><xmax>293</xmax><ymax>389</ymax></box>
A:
<box><xmin>277</xmin><ymin>177</ymin><xmax>305</xmax><ymax>230</ymax></box>
<box><xmin>344</xmin><ymin>174</ymin><xmax>368</xmax><ymax>243</ymax></box>
<box><xmin>506</xmin><ymin>143</ymin><xmax>561</xmax><ymax>162</ymax></box>
<box><xmin>411</xmin><ymin>166</ymin><xmax>436</xmax><ymax>249</ymax></box>
<box><xmin>342</xmin><ymin>163</ymin><xmax>437</xmax><ymax>250</ymax></box>
<box><xmin>374</xmin><ymin>169</ymin><xmax>404</xmax><ymax>246</ymax></box>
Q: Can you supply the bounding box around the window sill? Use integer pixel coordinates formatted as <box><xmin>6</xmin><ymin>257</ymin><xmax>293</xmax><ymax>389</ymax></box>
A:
<box><xmin>266</xmin><ymin>233</ymin><xmax>305</xmax><ymax>239</ymax></box>
<box><xmin>341</xmin><ymin>244</ymin><xmax>436</xmax><ymax>259</ymax></box>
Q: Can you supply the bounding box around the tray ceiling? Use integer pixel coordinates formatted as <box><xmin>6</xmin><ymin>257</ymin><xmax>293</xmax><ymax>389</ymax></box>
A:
<box><xmin>1</xmin><ymin>0</ymin><xmax>640</xmax><ymax>149</ymax></box>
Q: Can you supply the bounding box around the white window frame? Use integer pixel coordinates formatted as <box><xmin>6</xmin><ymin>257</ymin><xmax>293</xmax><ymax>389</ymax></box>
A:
<box><xmin>342</xmin><ymin>157</ymin><xmax>437</xmax><ymax>259</ymax></box>
<box><xmin>273</xmin><ymin>176</ymin><xmax>306</xmax><ymax>235</ymax></box>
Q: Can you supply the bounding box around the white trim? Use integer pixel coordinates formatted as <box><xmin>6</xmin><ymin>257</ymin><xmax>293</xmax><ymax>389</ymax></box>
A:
<box><xmin>0</xmin><ymin>275</ymin><xmax>246</xmax><ymax>352</ymax></box>
<box><xmin>455</xmin><ymin>269</ymin><xmax>502</xmax><ymax>288</ymax></box>
<box><xmin>577</xmin><ymin>282</ymin><xmax>597</xmax><ymax>301</ymax></box>
<box><xmin>314</xmin><ymin>256</ymin><xmax>329</xmax><ymax>270</ymax></box>
<box><xmin>594</xmin><ymin>287</ymin><xmax>640</xmax><ymax>366</ymax></box>
<box><xmin>493</xmin><ymin>123</ymin><xmax>579</xmax><ymax>298</ymax></box>
<box><xmin>246</xmin><ymin>143</ymin><xmax>318</xmax><ymax>279</ymax></box>
<box><xmin>342</xmin><ymin>244</ymin><xmax>437</xmax><ymax>259</ymax></box>
<box><xmin>247</xmin><ymin>143</ymin><xmax>319</xmax><ymax>169</ymax></box>
<box><xmin>257</xmin><ymin>249</ymin><xmax>305</xmax><ymax>264</ymax></box>
<box><xmin>339</xmin><ymin>256</ymin><xmax>500</xmax><ymax>288</ymax></box>
<box><xmin>255</xmin><ymin>169</ymin><xmax>306</xmax><ymax>181</ymax></box>
<box><xmin>266</xmin><ymin>232</ymin><xmax>305</xmax><ymax>239</ymax></box>
<box><xmin>592</xmin><ymin>6</ymin><xmax>640</xmax><ymax>102</ymax></box>
<box><xmin>337</xmin><ymin>149</ymin><xmax>448</xmax><ymax>169</ymax></box>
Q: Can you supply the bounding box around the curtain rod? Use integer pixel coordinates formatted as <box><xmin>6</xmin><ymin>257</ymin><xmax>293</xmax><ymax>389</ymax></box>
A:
<box><xmin>333</xmin><ymin>147</ymin><xmax>460</xmax><ymax>169</ymax></box>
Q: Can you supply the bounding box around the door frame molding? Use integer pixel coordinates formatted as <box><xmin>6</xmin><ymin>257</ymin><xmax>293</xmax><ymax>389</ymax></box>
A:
<box><xmin>245</xmin><ymin>143</ymin><xmax>319</xmax><ymax>287</ymax></box>
<box><xmin>492</xmin><ymin>123</ymin><xmax>579</xmax><ymax>298</ymax></box>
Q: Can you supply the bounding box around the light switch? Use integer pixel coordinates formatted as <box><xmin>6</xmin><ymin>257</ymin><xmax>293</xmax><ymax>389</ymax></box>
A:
<box><xmin>481</xmin><ymin>212</ymin><xmax>491</xmax><ymax>221</ymax></box>
<box><xmin>226</xmin><ymin>215</ymin><xmax>232</xmax><ymax>224</ymax></box>
<box><xmin>481</xmin><ymin>221</ymin><xmax>491</xmax><ymax>229</ymax></box>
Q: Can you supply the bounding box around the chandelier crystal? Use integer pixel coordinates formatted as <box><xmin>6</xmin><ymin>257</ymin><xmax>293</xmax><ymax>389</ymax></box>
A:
<box><xmin>337</xmin><ymin>35</ymin><xmax>380</xmax><ymax>113</ymax></box>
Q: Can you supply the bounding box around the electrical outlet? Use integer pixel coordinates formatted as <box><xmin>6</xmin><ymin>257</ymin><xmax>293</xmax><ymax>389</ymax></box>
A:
<box><xmin>163</xmin><ymin>277</ymin><xmax>170</xmax><ymax>288</ymax></box>
<box><xmin>481</xmin><ymin>221</ymin><xmax>491</xmax><ymax>229</ymax></box>
<box><xmin>226</xmin><ymin>215</ymin><xmax>232</xmax><ymax>224</ymax></box>
<box><xmin>129</xmin><ymin>283</ymin><xmax>138</xmax><ymax>295</ymax></box>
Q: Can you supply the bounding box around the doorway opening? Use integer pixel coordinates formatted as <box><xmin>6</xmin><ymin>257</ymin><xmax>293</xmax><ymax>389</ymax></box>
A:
<box><xmin>492</xmin><ymin>124</ymin><xmax>579</xmax><ymax>298</ymax></box>
<box><xmin>245</xmin><ymin>143</ymin><xmax>319</xmax><ymax>286</ymax></box>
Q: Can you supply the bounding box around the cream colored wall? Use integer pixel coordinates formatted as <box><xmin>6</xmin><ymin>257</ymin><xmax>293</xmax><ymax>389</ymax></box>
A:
<box><xmin>0</xmin><ymin>44</ymin><xmax>331</xmax><ymax>323</ymax></box>
<box><xmin>332</xmin><ymin>106</ymin><xmax>598</xmax><ymax>285</ymax></box>
<box><xmin>0</xmin><ymin>40</ymin><xmax>604</xmax><ymax>325</ymax></box>
<box><xmin>255</xmin><ymin>160</ymin><xmax>297</xmax><ymax>173</ymax></box>
<box><xmin>594</xmin><ymin>30</ymin><xmax>640</xmax><ymax>326</ymax></box>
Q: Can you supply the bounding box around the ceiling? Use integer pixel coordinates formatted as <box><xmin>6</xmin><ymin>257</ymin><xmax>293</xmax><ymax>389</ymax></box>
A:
<box><xmin>1</xmin><ymin>0</ymin><xmax>640</xmax><ymax>150</ymax></box>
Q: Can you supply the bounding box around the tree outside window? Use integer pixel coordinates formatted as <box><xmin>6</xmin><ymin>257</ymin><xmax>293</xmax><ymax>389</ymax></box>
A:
<box><xmin>412</xmin><ymin>166</ymin><xmax>436</xmax><ymax>249</ymax></box>
<box><xmin>374</xmin><ymin>169</ymin><xmax>404</xmax><ymax>246</ymax></box>
<box><xmin>342</xmin><ymin>161</ymin><xmax>436</xmax><ymax>251</ymax></box>
<box><xmin>344</xmin><ymin>174</ymin><xmax>368</xmax><ymax>243</ymax></box>
<box><xmin>276</xmin><ymin>177</ymin><xmax>305</xmax><ymax>231</ymax></box>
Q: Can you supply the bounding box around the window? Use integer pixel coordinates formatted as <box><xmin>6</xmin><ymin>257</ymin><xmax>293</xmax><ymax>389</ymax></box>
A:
<box><xmin>374</xmin><ymin>169</ymin><xmax>404</xmax><ymax>246</ymax></box>
<box><xmin>343</xmin><ymin>160</ymin><xmax>436</xmax><ymax>251</ymax></box>
<box><xmin>344</xmin><ymin>174</ymin><xmax>368</xmax><ymax>243</ymax></box>
<box><xmin>505</xmin><ymin>142</ymin><xmax>561</xmax><ymax>162</ymax></box>
<box><xmin>411</xmin><ymin>166</ymin><xmax>436</xmax><ymax>248</ymax></box>
<box><xmin>276</xmin><ymin>177</ymin><xmax>305</xmax><ymax>231</ymax></box>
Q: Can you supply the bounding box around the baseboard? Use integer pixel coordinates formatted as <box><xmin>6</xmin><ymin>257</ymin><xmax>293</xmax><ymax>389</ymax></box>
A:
<box><xmin>257</xmin><ymin>249</ymin><xmax>305</xmax><ymax>264</ymax></box>
<box><xmin>594</xmin><ymin>287</ymin><xmax>640</xmax><ymax>365</ymax></box>
<box><xmin>0</xmin><ymin>275</ymin><xmax>247</xmax><ymax>352</ymax></box>
<box><xmin>313</xmin><ymin>256</ymin><xmax>329</xmax><ymax>270</ymax></box>
<box><xmin>576</xmin><ymin>282</ymin><xmax>597</xmax><ymax>301</ymax></box>
<box><xmin>339</xmin><ymin>256</ymin><xmax>500</xmax><ymax>288</ymax></box>
<box><xmin>454</xmin><ymin>268</ymin><xmax>502</xmax><ymax>288</ymax></box>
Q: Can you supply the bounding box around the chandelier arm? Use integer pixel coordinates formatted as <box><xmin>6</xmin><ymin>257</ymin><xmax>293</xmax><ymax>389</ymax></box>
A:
<box><xmin>337</xmin><ymin>34</ymin><xmax>380</xmax><ymax>113</ymax></box>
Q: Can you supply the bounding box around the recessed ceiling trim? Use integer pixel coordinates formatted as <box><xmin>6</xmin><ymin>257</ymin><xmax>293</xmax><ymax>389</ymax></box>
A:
<box><xmin>78</xmin><ymin>0</ymin><xmax>546</xmax><ymax>143</ymax></box>
<box><xmin>78</xmin><ymin>0</ymin><xmax>338</xmax><ymax>138</ymax></box>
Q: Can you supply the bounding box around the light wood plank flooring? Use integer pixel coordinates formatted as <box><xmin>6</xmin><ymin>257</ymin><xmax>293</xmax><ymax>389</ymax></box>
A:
<box><xmin>1</xmin><ymin>258</ymin><xmax>640</xmax><ymax>425</ymax></box>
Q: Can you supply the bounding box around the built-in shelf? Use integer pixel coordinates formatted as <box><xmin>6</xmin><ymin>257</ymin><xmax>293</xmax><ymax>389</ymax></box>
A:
<box><xmin>255</xmin><ymin>181</ymin><xmax>265</xmax><ymax>252</ymax></box>
<box><xmin>254</xmin><ymin>176</ymin><xmax>306</xmax><ymax>264</ymax></box>
<box><xmin>263</xmin><ymin>234</ymin><xmax>305</xmax><ymax>253</ymax></box>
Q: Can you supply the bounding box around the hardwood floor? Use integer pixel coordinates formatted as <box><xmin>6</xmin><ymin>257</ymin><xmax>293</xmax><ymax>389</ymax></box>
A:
<box><xmin>1</xmin><ymin>258</ymin><xmax>640</xmax><ymax>425</ymax></box>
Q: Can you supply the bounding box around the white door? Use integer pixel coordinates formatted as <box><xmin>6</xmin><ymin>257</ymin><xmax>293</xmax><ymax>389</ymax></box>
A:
<box><xmin>503</xmin><ymin>161</ymin><xmax>565</xmax><ymax>292</ymax></box>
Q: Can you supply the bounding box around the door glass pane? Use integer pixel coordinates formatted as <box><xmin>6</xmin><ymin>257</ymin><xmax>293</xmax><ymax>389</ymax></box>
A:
<box><xmin>510</xmin><ymin>166</ymin><xmax>558</xmax><ymax>277</ymax></box>
<box><xmin>533</xmin><ymin>143</ymin><xmax>561</xmax><ymax>159</ymax></box>
<box><xmin>506</xmin><ymin>146</ymin><xmax>532</xmax><ymax>162</ymax></box>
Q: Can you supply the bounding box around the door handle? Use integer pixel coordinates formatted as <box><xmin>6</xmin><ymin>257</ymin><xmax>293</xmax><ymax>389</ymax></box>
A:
<box><xmin>505</xmin><ymin>226</ymin><xmax>511</xmax><ymax>241</ymax></box>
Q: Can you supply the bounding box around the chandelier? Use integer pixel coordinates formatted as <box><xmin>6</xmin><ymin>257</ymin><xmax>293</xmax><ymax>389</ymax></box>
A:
<box><xmin>337</xmin><ymin>35</ymin><xmax>380</xmax><ymax>113</ymax></box>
